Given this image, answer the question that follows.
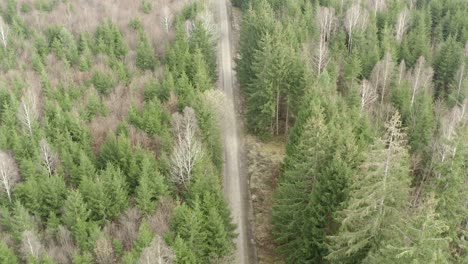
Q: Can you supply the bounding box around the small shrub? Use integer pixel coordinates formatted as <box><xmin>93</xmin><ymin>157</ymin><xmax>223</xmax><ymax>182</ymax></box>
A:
<box><xmin>92</xmin><ymin>71</ymin><xmax>116</xmax><ymax>95</ymax></box>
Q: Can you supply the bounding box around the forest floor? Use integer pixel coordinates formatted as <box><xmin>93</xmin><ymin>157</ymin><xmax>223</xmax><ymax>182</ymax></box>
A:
<box><xmin>216</xmin><ymin>0</ymin><xmax>256</xmax><ymax>263</ymax></box>
<box><xmin>245</xmin><ymin>136</ymin><xmax>285</xmax><ymax>264</ymax></box>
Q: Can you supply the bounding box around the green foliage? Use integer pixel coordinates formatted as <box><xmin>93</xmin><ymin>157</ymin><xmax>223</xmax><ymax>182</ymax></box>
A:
<box><xmin>0</xmin><ymin>242</ymin><xmax>18</xmax><ymax>264</ymax></box>
<box><xmin>136</xmin><ymin>30</ymin><xmax>157</xmax><ymax>71</ymax></box>
<box><xmin>91</xmin><ymin>70</ymin><xmax>116</xmax><ymax>95</ymax></box>
<box><xmin>433</xmin><ymin>36</ymin><xmax>463</xmax><ymax>98</ymax></box>
<box><xmin>327</xmin><ymin>113</ymin><xmax>411</xmax><ymax>263</ymax></box>
<box><xmin>136</xmin><ymin>156</ymin><xmax>168</xmax><ymax>214</ymax></box>
<box><xmin>95</xmin><ymin>22</ymin><xmax>127</xmax><ymax>59</ymax></box>
<box><xmin>63</xmin><ymin>190</ymin><xmax>90</xmax><ymax>229</ymax></box>
<box><xmin>140</xmin><ymin>0</ymin><xmax>152</xmax><ymax>14</ymax></box>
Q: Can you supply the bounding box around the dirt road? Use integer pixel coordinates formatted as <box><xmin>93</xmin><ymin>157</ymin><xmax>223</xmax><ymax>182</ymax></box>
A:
<box><xmin>216</xmin><ymin>0</ymin><xmax>255</xmax><ymax>263</ymax></box>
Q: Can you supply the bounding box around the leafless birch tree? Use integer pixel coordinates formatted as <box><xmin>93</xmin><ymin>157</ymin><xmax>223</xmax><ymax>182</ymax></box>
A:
<box><xmin>0</xmin><ymin>15</ymin><xmax>8</xmax><ymax>49</ymax></box>
<box><xmin>137</xmin><ymin>236</ymin><xmax>175</xmax><ymax>264</ymax></box>
<box><xmin>199</xmin><ymin>6</ymin><xmax>218</xmax><ymax>42</ymax></box>
<box><xmin>17</xmin><ymin>89</ymin><xmax>40</xmax><ymax>136</ymax></box>
<box><xmin>345</xmin><ymin>4</ymin><xmax>369</xmax><ymax>52</ymax></box>
<box><xmin>397</xmin><ymin>59</ymin><xmax>406</xmax><ymax>85</ymax></box>
<box><xmin>161</xmin><ymin>6</ymin><xmax>173</xmax><ymax>34</ymax></box>
<box><xmin>439</xmin><ymin>101</ymin><xmax>466</xmax><ymax>163</ymax></box>
<box><xmin>360</xmin><ymin>80</ymin><xmax>378</xmax><ymax>114</ymax></box>
<box><xmin>0</xmin><ymin>151</ymin><xmax>19</xmax><ymax>203</ymax></box>
<box><xmin>314</xmin><ymin>7</ymin><xmax>335</xmax><ymax>75</ymax></box>
<box><xmin>21</xmin><ymin>230</ymin><xmax>44</xmax><ymax>261</ymax></box>
<box><xmin>408</xmin><ymin>56</ymin><xmax>433</xmax><ymax>107</ymax></box>
<box><xmin>368</xmin><ymin>0</ymin><xmax>387</xmax><ymax>16</ymax></box>
<box><xmin>370</xmin><ymin>52</ymin><xmax>394</xmax><ymax>103</ymax></box>
<box><xmin>395</xmin><ymin>8</ymin><xmax>409</xmax><ymax>43</ymax></box>
<box><xmin>170</xmin><ymin>107</ymin><xmax>202</xmax><ymax>188</ymax></box>
<box><xmin>39</xmin><ymin>139</ymin><xmax>59</xmax><ymax>177</ymax></box>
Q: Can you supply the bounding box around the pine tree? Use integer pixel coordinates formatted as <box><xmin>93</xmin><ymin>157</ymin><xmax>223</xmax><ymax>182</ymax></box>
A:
<box><xmin>190</xmin><ymin>49</ymin><xmax>212</xmax><ymax>92</ymax></box>
<box><xmin>101</xmin><ymin>164</ymin><xmax>128</xmax><ymax>219</ymax></box>
<box><xmin>245</xmin><ymin>32</ymin><xmax>276</xmax><ymax>136</ymax></box>
<box><xmin>173</xmin><ymin>235</ymin><xmax>197</xmax><ymax>264</ymax></box>
<box><xmin>366</xmin><ymin>195</ymin><xmax>451</xmax><ymax>263</ymax></box>
<box><xmin>136</xmin><ymin>169</ymin><xmax>156</xmax><ymax>214</ymax></box>
<box><xmin>136</xmin><ymin>30</ymin><xmax>157</xmax><ymax>71</ymax></box>
<box><xmin>272</xmin><ymin>105</ymin><xmax>332</xmax><ymax>262</ymax></box>
<box><xmin>63</xmin><ymin>190</ymin><xmax>90</xmax><ymax>229</ymax></box>
<box><xmin>433</xmin><ymin>36</ymin><xmax>463</xmax><ymax>98</ymax></box>
<box><xmin>79</xmin><ymin>175</ymin><xmax>108</xmax><ymax>223</ymax></box>
<box><xmin>204</xmin><ymin>206</ymin><xmax>232</xmax><ymax>259</ymax></box>
<box><xmin>0</xmin><ymin>241</ymin><xmax>18</xmax><ymax>264</ymax></box>
<box><xmin>39</xmin><ymin>175</ymin><xmax>67</xmax><ymax>220</ymax></box>
<box><xmin>327</xmin><ymin>112</ymin><xmax>412</xmax><ymax>263</ymax></box>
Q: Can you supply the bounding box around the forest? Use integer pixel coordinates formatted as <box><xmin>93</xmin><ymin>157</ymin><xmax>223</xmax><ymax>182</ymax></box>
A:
<box><xmin>234</xmin><ymin>0</ymin><xmax>466</xmax><ymax>263</ymax></box>
<box><xmin>0</xmin><ymin>0</ymin><xmax>237</xmax><ymax>263</ymax></box>
<box><xmin>0</xmin><ymin>0</ymin><xmax>467</xmax><ymax>263</ymax></box>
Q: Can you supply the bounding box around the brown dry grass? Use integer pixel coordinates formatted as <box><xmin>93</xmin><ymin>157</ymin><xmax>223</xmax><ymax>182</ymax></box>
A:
<box><xmin>245</xmin><ymin>135</ymin><xmax>285</xmax><ymax>264</ymax></box>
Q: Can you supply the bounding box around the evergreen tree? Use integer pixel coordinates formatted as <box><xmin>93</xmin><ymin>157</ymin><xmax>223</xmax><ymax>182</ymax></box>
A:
<box><xmin>101</xmin><ymin>164</ymin><xmax>128</xmax><ymax>219</ymax></box>
<box><xmin>136</xmin><ymin>30</ymin><xmax>157</xmax><ymax>71</ymax></box>
<box><xmin>173</xmin><ymin>235</ymin><xmax>197</xmax><ymax>264</ymax></box>
<box><xmin>366</xmin><ymin>195</ymin><xmax>451</xmax><ymax>263</ymax></box>
<box><xmin>433</xmin><ymin>36</ymin><xmax>463</xmax><ymax>98</ymax></box>
<box><xmin>63</xmin><ymin>190</ymin><xmax>90</xmax><ymax>229</ymax></box>
<box><xmin>0</xmin><ymin>241</ymin><xmax>18</xmax><ymax>264</ymax></box>
<box><xmin>327</xmin><ymin>113</ymin><xmax>412</xmax><ymax>263</ymax></box>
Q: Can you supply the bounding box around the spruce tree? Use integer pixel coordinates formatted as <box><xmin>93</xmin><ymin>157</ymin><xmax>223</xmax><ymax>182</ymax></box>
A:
<box><xmin>433</xmin><ymin>36</ymin><xmax>463</xmax><ymax>98</ymax></box>
<box><xmin>63</xmin><ymin>190</ymin><xmax>90</xmax><ymax>229</ymax></box>
<box><xmin>0</xmin><ymin>242</ymin><xmax>18</xmax><ymax>264</ymax></box>
<box><xmin>327</xmin><ymin>112</ymin><xmax>412</xmax><ymax>263</ymax></box>
<box><xmin>136</xmin><ymin>30</ymin><xmax>157</xmax><ymax>71</ymax></box>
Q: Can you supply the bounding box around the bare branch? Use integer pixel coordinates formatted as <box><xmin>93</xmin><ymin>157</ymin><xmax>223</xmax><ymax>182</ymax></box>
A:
<box><xmin>137</xmin><ymin>235</ymin><xmax>175</xmax><ymax>264</ymax></box>
<box><xmin>370</xmin><ymin>52</ymin><xmax>395</xmax><ymax>103</ymax></box>
<box><xmin>21</xmin><ymin>230</ymin><xmax>43</xmax><ymax>261</ymax></box>
<box><xmin>0</xmin><ymin>15</ymin><xmax>8</xmax><ymax>49</ymax></box>
<box><xmin>170</xmin><ymin>107</ymin><xmax>202</xmax><ymax>188</ymax></box>
<box><xmin>39</xmin><ymin>139</ymin><xmax>59</xmax><ymax>177</ymax></box>
<box><xmin>408</xmin><ymin>56</ymin><xmax>433</xmax><ymax>107</ymax></box>
<box><xmin>0</xmin><ymin>151</ymin><xmax>19</xmax><ymax>203</ymax></box>
<box><xmin>360</xmin><ymin>80</ymin><xmax>378</xmax><ymax>114</ymax></box>
<box><xmin>397</xmin><ymin>59</ymin><xmax>406</xmax><ymax>86</ymax></box>
<box><xmin>17</xmin><ymin>75</ymin><xmax>42</xmax><ymax>136</ymax></box>
<box><xmin>161</xmin><ymin>5</ymin><xmax>173</xmax><ymax>34</ymax></box>
<box><xmin>395</xmin><ymin>8</ymin><xmax>409</xmax><ymax>44</ymax></box>
<box><xmin>368</xmin><ymin>0</ymin><xmax>387</xmax><ymax>16</ymax></box>
<box><xmin>314</xmin><ymin>7</ymin><xmax>335</xmax><ymax>75</ymax></box>
<box><xmin>345</xmin><ymin>4</ymin><xmax>369</xmax><ymax>51</ymax></box>
<box><xmin>94</xmin><ymin>235</ymin><xmax>115</xmax><ymax>264</ymax></box>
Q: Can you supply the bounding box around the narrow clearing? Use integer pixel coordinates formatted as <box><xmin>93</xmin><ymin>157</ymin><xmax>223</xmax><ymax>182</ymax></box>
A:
<box><xmin>216</xmin><ymin>0</ymin><xmax>255</xmax><ymax>263</ymax></box>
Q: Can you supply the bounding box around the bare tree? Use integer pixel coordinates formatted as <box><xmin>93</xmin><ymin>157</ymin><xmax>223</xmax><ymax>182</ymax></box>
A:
<box><xmin>161</xmin><ymin>5</ymin><xmax>172</xmax><ymax>34</ymax></box>
<box><xmin>137</xmin><ymin>236</ymin><xmax>175</xmax><ymax>264</ymax></box>
<box><xmin>314</xmin><ymin>7</ymin><xmax>335</xmax><ymax>75</ymax></box>
<box><xmin>199</xmin><ymin>6</ymin><xmax>218</xmax><ymax>42</ymax></box>
<box><xmin>0</xmin><ymin>15</ymin><xmax>8</xmax><ymax>49</ymax></box>
<box><xmin>368</xmin><ymin>0</ymin><xmax>387</xmax><ymax>16</ymax></box>
<box><xmin>439</xmin><ymin>100</ymin><xmax>466</xmax><ymax>162</ymax></box>
<box><xmin>370</xmin><ymin>52</ymin><xmax>395</xmax><ymax>103</ymax></box>
<box><xmin>17</xmin><ymin>89</ymin><xmax>39</xmax><ymax>136</ymax></box>
<box><xmin>397</xmin><ymin>59</ymin><xmax>406</xmax><ymax>85</ymax></box>
<box><xmin>395</xmin><ymin>8</ymin><xmax>409</xmax><ymax>44</ymax></box>
<box><xmin>94</xmin><ymin>235</ymin><xmax>115</xmax><ymax>264</ymax></box>
<box><xmin>0</xmin><ymin>151</ymin><xmax>19</xmax><ymax>203</ymax></box>
<box><xmin>360</xmin><ymin>80</ymin><xmax>378</xmax><ymax>114</ymax></box>
<box><xmin>408</xmin><ymin>56</ymin><xmax>433</xmax><ymax>107</ymax></box>
<box><xmin>39</xmin><ymin>139</ymin><xmax>59</xmax><ymax>177</ymax></box>
<box><xmin>21</xmin><ymin>230</ymin><xmax>43</xmax><ymax>261</ymax></box>
<box><xmin>454</xmin><ymin>61</ymin><xmax>466</xmax><ymax>98</ymax></box>
<box><xmin>170</xmin><ymin>107</ymin><xmax>202</xmax><ymax>188</ymax></box>
<box><xmin>345</xmin><ymin>4</ymin><xmax>369</xmax><ymax>52</ymax></box>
